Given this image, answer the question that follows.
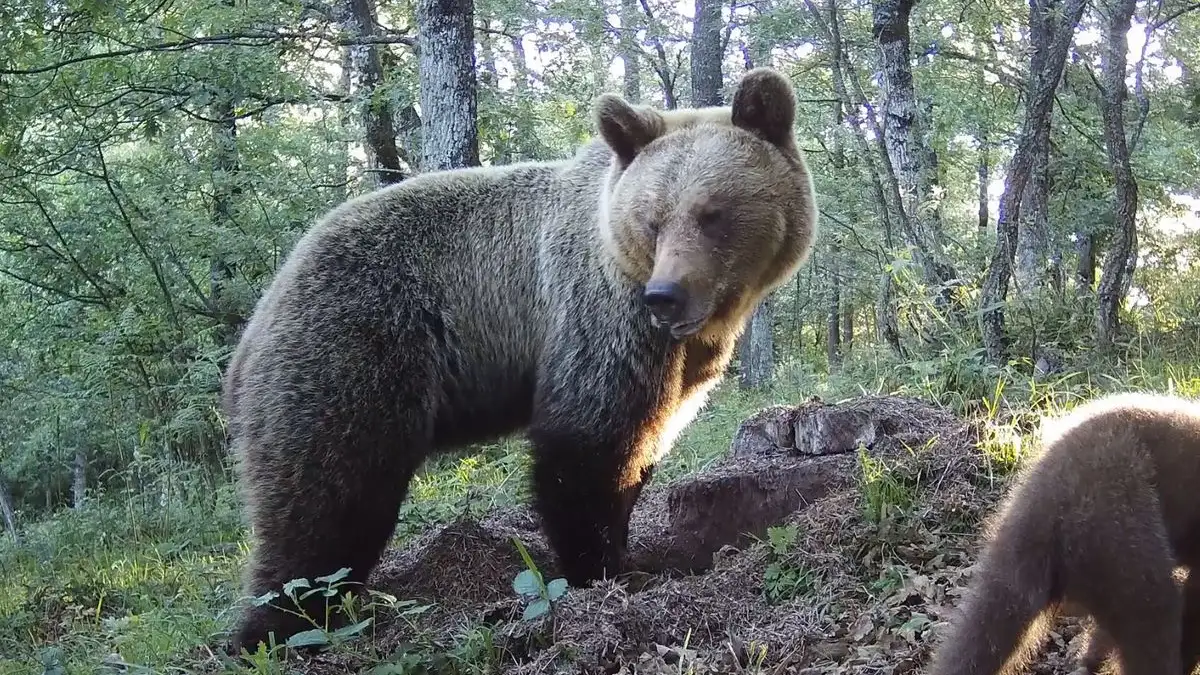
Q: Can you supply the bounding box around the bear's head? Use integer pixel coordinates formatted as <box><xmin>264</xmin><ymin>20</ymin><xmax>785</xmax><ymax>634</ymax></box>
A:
<box><xmin>595</xmin><ymin>67</ymin><xmax>817</xmax><ymax>342</ymax></box>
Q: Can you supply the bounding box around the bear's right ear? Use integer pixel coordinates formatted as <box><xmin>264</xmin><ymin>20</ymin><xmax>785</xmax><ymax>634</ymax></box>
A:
<box><xmin>731</xmin><ymin>67</ymin><xmax>797</xmax><ymax>148</ymax></box>
<box><xmin>594</xmin><ymin>93</ymin><xmax>664</xmax><ymax>169</ymax></box>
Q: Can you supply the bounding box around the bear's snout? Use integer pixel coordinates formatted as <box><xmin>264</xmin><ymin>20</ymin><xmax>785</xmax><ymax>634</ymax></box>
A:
<box><xmin>643</xmin><ymin>280</ymin><xmax>688</xmax><ymax>326</ymax></box>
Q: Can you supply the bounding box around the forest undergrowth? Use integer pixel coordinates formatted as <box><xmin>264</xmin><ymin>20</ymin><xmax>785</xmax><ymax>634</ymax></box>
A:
<box><xmin>3</xmin><ymin>342</ymin><xmax>1200</xmax><ymax>675</ymax></box>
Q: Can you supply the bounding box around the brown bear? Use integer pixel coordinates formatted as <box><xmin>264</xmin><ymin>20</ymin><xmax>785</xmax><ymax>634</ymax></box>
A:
<box><xmin>925</xmin><ymin>392</ymin><xmax>1200</xmax><ymax>675</ymax></box>
<box><xmin>222</xmin><ymin>66</ymin><xmax>818</xmax><ymax>653</ymax></box>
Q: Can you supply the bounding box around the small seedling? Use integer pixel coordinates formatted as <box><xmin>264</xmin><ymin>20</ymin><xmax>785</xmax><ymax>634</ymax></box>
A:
<box><xmin>510</xmin><ymin>537</ymin><xmax>568</xmax><ymax>620</ymax></box>
<box><xmin>758</xmin><ymin>524</ymin><xmax>813</xmax><ymax>604</ymax></box>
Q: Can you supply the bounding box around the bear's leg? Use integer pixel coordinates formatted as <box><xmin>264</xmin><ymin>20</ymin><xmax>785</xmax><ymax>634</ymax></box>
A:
<box><xmin>1077</xmin><ymin>511</ymin><xmax>1183</xmax><ymax>675</ymax></box>
<box><xmin>528</xmin><ymin>426</ymin><xmax>653</xmax><ymax>587</ymax></box>
<box><xmin>228</xmin><ymin>337</ymin><xmax>437</xmax><ymax>654</ymax></box>
<box><xmin>231</xmin><ymin>445</ymin><xmax>422</xmax><ymax>654</ymax></box>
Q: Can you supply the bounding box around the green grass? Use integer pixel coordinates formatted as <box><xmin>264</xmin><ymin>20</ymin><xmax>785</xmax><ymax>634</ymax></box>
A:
<box><xmin>2</xmin><ymin>348</ymin><xmax>1199</xmax><ymax>674</ymax></box>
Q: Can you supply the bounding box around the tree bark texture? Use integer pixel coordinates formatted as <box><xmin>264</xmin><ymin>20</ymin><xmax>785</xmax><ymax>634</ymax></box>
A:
<box><xmin>343</xmin><ymin>0</ymin><xmax>407</xmax><ymax>185</ymax></box>
<box><xmin>872</xmin><ymin>0</ymin><xmax>960</xmax><ymax>309</ymax></box>
<box><xmin>1094</xmin><ymin>0</ymin><xmax>1139</xmax><ymax>349</ymax></box>
<box><xmin>1014</xmin><ymin>130</ymin><xmax>1050</xmax><ymax>295</ymax></box>
<box><xmin>977</xmin><ymin>128</ymin><xmax>989</xmax><ymax>238</ymax></box>
<box><xmin>690</xmin><ymin>0</ymin><xmax>724</xmax><ymax>106</ymax></box>
<box><xmin>621</xmin><ymin>0</ymin><xmax>642</xmax><ymax>102</ymax></box>
<box><xmin>72</xmin><ymin>448</ymin><xmax>87</xmax><ymax>509</ymax></box>
<box><xmin>739</xmin><ymin>292</ymin><xmax>775</xmax><ymax>389</ymax></box>
<box><xmin>979</xmin><ymin>0</ymin><xmax>1086</xmax><ymax>364</ymax></box>
<box><xmin>416</xmin><ymin>0</ymin><xmax>479</xmax><ymax>171</ymax></box>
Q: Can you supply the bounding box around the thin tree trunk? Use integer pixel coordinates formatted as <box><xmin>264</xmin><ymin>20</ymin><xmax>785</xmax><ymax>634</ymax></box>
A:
<box><xmin>344</xmin><ymin>0</ymin><xmax>408</xmax><ymax>185</ymax></box>
<box><xmin>1014</xmin><ymin>130</ymin><xmax>1050</xmax><ymax>295</ymax></box>
<box><xmin>209</xmin><ymin>95</ymin><xmax>241</xmax><ymax>346</ymax></box>
<box><xmin>1094</xmin><ymin>0</ymin><xmax>1139</xmax><ymax>349</ymax></box>
<box><xmin>977</xmin><ymin>128</ymin><xmax>989</xmax><ymax>238</ymax></box>
<box><xmin>416</xmin><ymin>0</ymin><xmax>479</xmax><ymax>171</ymax></box>
<box><xmin>621</xmin><ymin>0</ymin><xmax>642</xmax><ymax>102</ymax></box>
<box><xmin>1075</xmin><ymin>230</ymin><xmax>1096</xmax><ymax>293</ymax></box>
<box><xmin>333</xmin><ymin>45</ymin><xmax>354</xmax><ymax>204</ymax></box>
<box><xmin>826</xmin><ymin>256</ymin><xmax>842</xmax><ymax>368</ymax></box>
<box><xmin>842</xmin><ymin>304</ymin><xmax>854</xmax><ymax>354</ymax></box>
<box><xmin>0</xmin><ymin>470</ymin><xmax>18</xmax><ymax>542</ymax></box>
<box><xmin>72</xmin><ymin>448</ymin><xmax>87</xmax><ymax>509</ymax></box>
<box><xmin>979</xmin><ymin>0</ymin><xmax>1086</xmax><ymax>364</ymax></box>
<box><xmin>637</xmin><ymin>0</ymin><xmax>678</xmax><ymax>108</ymax></box>
<box><xmin>876</xmin><ymin>272</ymin><xmax>904</xmax><ymax>357</ymax></box>
<box><xmin>690</xmin><ymin>0</ymin><xmax>723</xmax><ymax>106</ymax></box>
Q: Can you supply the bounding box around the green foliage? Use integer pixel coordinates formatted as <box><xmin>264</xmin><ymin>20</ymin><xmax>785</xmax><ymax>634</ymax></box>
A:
<box><xmin>758</xmin><ymin>524</ymin><xmax>814</xmax><ymax>605</ymax></box>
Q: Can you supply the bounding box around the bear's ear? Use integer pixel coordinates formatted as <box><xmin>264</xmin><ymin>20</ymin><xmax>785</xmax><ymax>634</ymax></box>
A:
<box><xmin>731</xmin><ymin>67</ymin><xmax>797</xmax><ymax>148</ymax></box>
<box><xmin>594</xmin><ymin>93</ymin><xmax>665</xmax><ymax>168</ymax></box>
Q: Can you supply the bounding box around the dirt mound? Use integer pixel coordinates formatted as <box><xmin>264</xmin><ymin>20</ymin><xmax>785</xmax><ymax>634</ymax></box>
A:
<box><xmin>287</xmin><ymin>395</ymin><xmax>1093</xmax><ymax>674</ymax></box>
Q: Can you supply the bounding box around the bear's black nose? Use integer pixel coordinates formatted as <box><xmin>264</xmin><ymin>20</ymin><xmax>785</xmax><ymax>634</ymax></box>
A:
<box><xmin>643</xmin><ymin>281</ymin><xmax>687</xmax><ymax>324</ymax></box>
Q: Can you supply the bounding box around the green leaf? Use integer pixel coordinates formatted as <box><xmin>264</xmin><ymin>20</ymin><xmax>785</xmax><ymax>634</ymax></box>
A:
<box><xmin>513</xmin><ymin>569</ymin><xmax>543</xmax><ymax>597</ymax></box>
<box><xmin>282</xmin><ymin>577</ymin><xmax>311</xmax><ymax>599</ymax></box>
<box><xmin>285</xmin><ymin>628</ymin><xmax>330</xmax><ymax>649</ymax></box>
<box><xmin>331</xmin><ymin>618</ymin><xmax>374</xmax><ymax>641</ymax></box>
<box><xmin>545</xmin><ymin>578</ymin><xmax>568</xmax><ymax>601</ymax></box>
<box><xmin>315</xmin><ymin>567</ymin><xmax>352</xmax><ymax>585</ymax></box>
<box><xmin>522</xmin><ymin>598</ymin><xmax>550</xmax><ymax>621</ymax></box>
<box><xmin>250</xmin><ymin>590</ymin><xmax>280</xmax><ymax>607</ymax></box>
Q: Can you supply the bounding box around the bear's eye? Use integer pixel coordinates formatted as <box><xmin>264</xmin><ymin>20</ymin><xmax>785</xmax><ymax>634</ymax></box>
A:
<box><xmin>695</xmin><ymin>206</ymin><xmax>725</xmax><ymax>233</ymax></box>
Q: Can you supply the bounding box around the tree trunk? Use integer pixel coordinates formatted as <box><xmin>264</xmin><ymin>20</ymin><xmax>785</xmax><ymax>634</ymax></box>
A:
<box><xmin>334</xmin><ymin>45</ymin><xmax>354</xmax><ymax>204</ymax></box>
<box><xmin>1075</xmin><ymin>230</ymin><xmax>1096</xmax><ymax>293</ymax></box>
<box><xmin>1014</xmin><ymin>130</ymin><xmax>1050</xmax><ymax>295</ymax></box>
<box><xmin>0</xmin><ymin>470</ymin><xmax>18</xmax><ymax>542</ymax></box>
<box><xmin>1094</xmin><ymin>0</ymin><xmax>1139</xmax><ymax>349</ymax></box>
<box><xmin>872</xmin><ymin>0</ymin><xmax>960</xmax><ymax>316</ymax></box>
<box><xmin>876</xmin><ymin>271</ymin><xmax>904</xmax><ymax>357</ymax></box>
<box><xmin>72</xmin><ymin>448</ymin><xmax>87</xmax><ymax>509</ymax></box>
<box><xmin>842</xmin><ymin>304</ymin><xmax>854</xmax><ymax>354</ymax></box>
<box><xmin>621</xmin><ymin>0</ymin><xmax>642</xmax><ymax>102</ymax></box>
<box><xmin>690</xmin><ymin>0</ymin><xmax>724</xmax><ymax>106</ymax></box>
<box><xmin>209</xmin><ymin>95</ymin><xmax>241</xmax><ymax>346</ymax></box>
<box><xmin>739</xmin><ymin>292</ymin><xmax>775</xmax><ymax>389</ymax></box>
<box><xmin>826</xmin><ymin>258</ymin><xmax>842</xmax><ymax>368</ymax></box>
<box><xmin>416</xmin><ymin>0</ymin><xmax>479</xmax><ymax>171</ymax></box>
<box><xmin>344</xmin><ymin>0</ymin><xmax>408</xmax><ymax>185</ymax></box>
<box><xmin>979</xmin><ymin>0</ymin><xmax>1086</xmax><ymax>364</ymax></box>
<box><xmin>977</xmin><ymin>127</ymin><xmax>989</xmax><ymax>238</ymax></box>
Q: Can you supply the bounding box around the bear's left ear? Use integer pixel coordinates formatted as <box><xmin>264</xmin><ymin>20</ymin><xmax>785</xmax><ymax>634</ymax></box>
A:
<box><xmin>594</xmin><ymin>93</ymin><xmax>665</xmax><ymax>168</ymax></box>
<box><xmin>731</xmin><ymin>67</ymin><xmax>797</xmax><ymax>148</ymax></box>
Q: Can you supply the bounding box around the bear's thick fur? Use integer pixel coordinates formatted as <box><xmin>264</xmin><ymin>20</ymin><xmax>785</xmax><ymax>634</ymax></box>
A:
<box><xmin>927</xmin><ymin>392</ymin><xmax>1200</xmax><ymax>675</ymax></box>
<box><xmin>223</xmin><ymin>67</ymin><xmax>817</xmax><ymax>652</ymax></box>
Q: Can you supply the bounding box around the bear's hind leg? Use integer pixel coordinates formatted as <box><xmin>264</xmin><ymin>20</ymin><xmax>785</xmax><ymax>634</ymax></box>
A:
<box><xmin>228</xmin><ymin>332</ymin><xmax>438</xmax><ymax>654</ymax></box>
<box><xmin>231</xmin><ymin>438</ymin><xmax>424</xmax><ymax>654</ymax></box>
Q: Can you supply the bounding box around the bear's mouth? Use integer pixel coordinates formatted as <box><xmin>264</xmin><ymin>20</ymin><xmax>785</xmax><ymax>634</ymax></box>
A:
<box><xmin>648</xmin><ymin>315</ymin><xmax>705</xmax><ymax>340</ymax></box>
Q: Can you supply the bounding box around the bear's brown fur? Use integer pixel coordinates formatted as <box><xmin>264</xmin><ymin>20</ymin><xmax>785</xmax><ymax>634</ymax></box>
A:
<box><xmin>223</xmin><ymin>67</ymin><xmax>817</xmax><ymax>653</ymax></box>
<box><xmin>926</xmin><ymin>392</ymin><xmax>1200</xmax><ymax>675</ymax></box>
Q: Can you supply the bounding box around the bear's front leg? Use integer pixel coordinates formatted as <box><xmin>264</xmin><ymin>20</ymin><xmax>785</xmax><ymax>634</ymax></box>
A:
<box><xmin>527</xmin><ymin>423</ymin><xmax>658</xmax><ymax>588</ymax></box>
